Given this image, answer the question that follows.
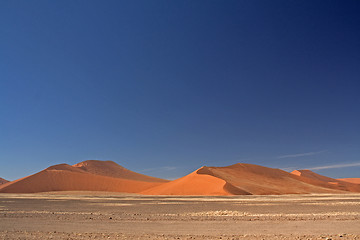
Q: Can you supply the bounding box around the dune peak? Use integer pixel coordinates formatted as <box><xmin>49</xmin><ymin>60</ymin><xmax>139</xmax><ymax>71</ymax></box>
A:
<box><xmin>72</xmin><ymin>160</ymin><xmax>168</xmax><ymax>182</ymax></box>
<box><xmin>0</xmin><ymin>177</ymin><xmax>9</xmax><ymax>185</ymax></box>
<box><xmin>45</xmin><ymin>164</ymin><xmax>85</xmax><ymax>173</ymax></box>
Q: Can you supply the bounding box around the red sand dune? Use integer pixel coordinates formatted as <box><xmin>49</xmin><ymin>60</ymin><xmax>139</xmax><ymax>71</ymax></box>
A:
<box><xmin>141</xmin><ymin>169</ymin><xmax>231</xmax><ymax>195</ymax></box>
<box><xmin>337</xmin><ymin>178</ymin><xmax>360</xmax><ymax>184</ymax></box>
<box><xmin>0</xmin><ymin>161</ymin><xmax>167</xmax><ymax>193</ymax></box>
<box><xmin>1</xmin><ymin>161</ymin><xmax>359</xmax><ymax>195</ymax></box>
<box><xmin>290</xmin><ymin>169</ymin><xmax>360</xmax><ymax>192</ymax></box>
<box><xmin>0</xmin><ymin>177</ymin><xmax>8</xmax><ymax>185</ymax></box>
<box><xmin>197</xmin><ymin>164</ymin><xmax>347</xmax><ymax>195</ymax></box>
<box><xmin>73</xmin><ymin>160</ymin><xmax>167</xmax><ymax>182</ymax></box>
<box><xmin>142</xmin><ymin>163</ymin><xmax>357</xmax><ymax>195</ymax></box>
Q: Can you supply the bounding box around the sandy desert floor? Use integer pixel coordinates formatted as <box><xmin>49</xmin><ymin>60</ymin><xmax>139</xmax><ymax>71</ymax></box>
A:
<box><xmin>1</xmin><ymin>192</ymin><xmax>360</xmax><ymax>239</ymax></box>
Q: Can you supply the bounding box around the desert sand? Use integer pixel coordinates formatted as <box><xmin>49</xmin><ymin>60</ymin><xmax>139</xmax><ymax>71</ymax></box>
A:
<box><xmin>1</xmin><ymin>193</ymin><xmax>360</xmax><ymax>239</ymax></box>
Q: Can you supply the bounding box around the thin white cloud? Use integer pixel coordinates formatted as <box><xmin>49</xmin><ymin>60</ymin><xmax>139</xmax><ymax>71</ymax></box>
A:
<box><xmin>139</xmin><ymin>166</ymin><xmax>177</xmax><ymax>173</ymax></box>
<box><xmin>277</xmin><ymin>150</ymin><xmax>327</xmax><ymax>159</ymax></box>
<box><xmin>280</xmin><ymin>167</ymin><xmax>298</xmax><ymax>172</ymax></box>
<box><xmin>307</xmin><ymin>162</ymin><xmax>360</xmax><ymax>170</ymax></box>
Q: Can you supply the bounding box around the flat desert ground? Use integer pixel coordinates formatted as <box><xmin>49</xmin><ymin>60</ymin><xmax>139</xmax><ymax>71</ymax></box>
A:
<box><xmin>1</xmin><ymin>193</ymin><xmax>360</xmax><ymax>239</ymax></box>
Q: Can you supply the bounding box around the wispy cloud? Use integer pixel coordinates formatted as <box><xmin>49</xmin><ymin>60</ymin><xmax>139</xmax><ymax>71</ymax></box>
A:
<box><xmin>280</xmin><ymin>166</ymin><xmax>298</xmax><ymax>172</ymax></box>
<box><xmin>139</xmin><ymin>166</ymin><xmax>177</xmax><ymax>173</ymax></box>
<box><xmin>277</xmin><ymin>150</ymin><xmax>327</xmax><ymax>159</ymax></box>
<box><xmin>307</xmin><ymin>162</ymin><xmax>360</xmax><ymax>170</ymax></box>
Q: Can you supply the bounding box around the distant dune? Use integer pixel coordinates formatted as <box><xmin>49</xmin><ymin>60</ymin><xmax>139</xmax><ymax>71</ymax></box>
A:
<box><xmin>290</xmin><ymin>169</ymin><xmax>360</xmax><ymax>192</ymax></box>
<box><xmin>1</xmin><ymin>161</ymin><xmax>359</xmax><ymax>195</ymax></box>
<box><xmin>337</xmin><ymin>178</ymin><xmax>360</xmax><ymax>184</ymax></box>
<box><xmin>0</xmin><ymin>161</ymin><xmax>167</xmax><ymax>193</ymax></box>
<box><xmin>0</xmin><ymin>177</ymin><xmax>8</xmax><ymax>185</ymax></box>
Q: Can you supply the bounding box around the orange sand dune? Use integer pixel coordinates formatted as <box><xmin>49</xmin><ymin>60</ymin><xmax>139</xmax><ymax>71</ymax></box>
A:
<box><xmin>198</xmin><ymin>164</ymin><xmax>346</xmax><ymax>195</ymax></box>
<box><xmin>142</xmin><ymin>163</ymin><xmax>351</xmax><ymax>196</ymax></box>
<box><xmin>0</xmin><ymin>177</ymin><xmax>8</xmax><ymax>185</ymax></box>
<box><xmin>141</xmin><ymin>169</ymin><xmax>230</xmax><ymax>195</ymax></box>
<box><xmin>337</xmin><ymin>178</ymin><xmax>360</xmax><ymax>184</ymax></box>
<box><xmin>0</xmin><ymin>162</ymin><xmax>166</xmax><ymax>193</ymax></box>
<box><xmin>290</xmin><ymin>169</ymin><xmax>360</xmax><ymax>192</ymax></box>
<box><xmin>73</xmin><ymin>160</ymin><xmax>168</xmax><ymax>182</ymax></box>
<box><xmin>2</xmin><ymin>161</ymin><xmax>359</xmax><ymax>195</ymax></box>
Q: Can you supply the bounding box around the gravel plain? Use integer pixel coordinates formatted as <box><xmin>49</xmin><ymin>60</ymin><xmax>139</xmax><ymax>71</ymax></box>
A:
<box><xmin>1</xmin><ymin>193</ymin><xmax>360</xmax><ymax>239</ymax></box>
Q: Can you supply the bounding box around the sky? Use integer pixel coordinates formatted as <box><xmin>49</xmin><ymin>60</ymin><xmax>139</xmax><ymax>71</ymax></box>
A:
<box><xmin>1</xmin><ymin>0</ymin><xmax>360</xmax><ymax>181</ymax></box>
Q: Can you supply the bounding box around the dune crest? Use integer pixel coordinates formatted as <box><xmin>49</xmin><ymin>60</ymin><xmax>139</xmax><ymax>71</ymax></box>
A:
<box><xmin>73</xmin><ymin>160</ymin><xmax>168</xmax><ymax>182</ymax></box>
<box><xmin>141</xmin><ymin>168</ymin><xmax>230</xmax><ymax>195</ymax></box>
<box><xmin>291</xmin><ymin>169</ymin><xmax>335</xmax><ymax>182</ymax></box>
<box><xmin>46</xmin><ymin>164</ymin><xmax>87</xmax><ymax>173</ymax></box>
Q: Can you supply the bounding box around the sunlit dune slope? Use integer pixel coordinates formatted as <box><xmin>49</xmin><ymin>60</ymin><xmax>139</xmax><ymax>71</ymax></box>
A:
<box><xmin>0</xmin><ymin>163</ymin><xmax>165</xmax><ymax>193</ymax></box>
<box><xmin>73</xmin><ymin>160</ymin><xmax>168</xmax><ymax>182</ymax></box>
<box><xmin>338</xmin><ymin>178</ymin><xmax>360</xmax><ymax>184</ymax></box>
<box><xmin>0</xmin><ymin>177</ymin><xmax>8</xmax><ymax>185</ymax></box>
<box><xmin>141</xmin><ymin>169</ymin><xmax>231</xmax><ymax>195</ymax></box>
<box><xmin>291</xmin><ymin>169</ymin><xmax>360</xmax><ymax>192</ymax></box>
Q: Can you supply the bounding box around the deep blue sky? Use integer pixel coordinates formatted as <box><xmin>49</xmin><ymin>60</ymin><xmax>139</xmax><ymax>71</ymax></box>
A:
<box><xmin>1</xmin><ymin>0</ymin><xmax>360</xmax><ymax>180</ymax></box>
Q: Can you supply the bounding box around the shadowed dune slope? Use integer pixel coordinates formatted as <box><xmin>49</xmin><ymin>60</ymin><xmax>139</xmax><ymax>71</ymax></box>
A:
<box><xmin>338</xmin><ymin>178</ymin><xmax>360</xmax><ymax>184</ymax></box>
<box><xmin>141</xmin><ymin>169</ymin><xmax>231</xmax><ymax>195</ymax></box>
<box><xmin>73</xmin><ymin>160</ymin><xmax>168</xmax><ymax>182</ymax></box>
<box><xmin>0</xmin><ymin>177</ymin><xmax>8</xmax><ymax>185</ymax></box>
<box><xmin>290</xmin><ymin>170</ymin><xmax>360</xmax><ymax>192</ymax></box>
<box><xmin>291</xmin><ymin>170</ymin><xmax>335</xmax><ymax>182</ymax></box>
<box><xmin>0</xmin><ymin>163</ymin><xmax>165</xmax><ymax>193</ymax></box>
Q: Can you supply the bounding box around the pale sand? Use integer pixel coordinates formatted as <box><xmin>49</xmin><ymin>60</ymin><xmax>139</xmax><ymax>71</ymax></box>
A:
<box><xmin>1</xmin><ymin>193</ymin><xmax>360</xmax><ymax>239</ymax></box>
